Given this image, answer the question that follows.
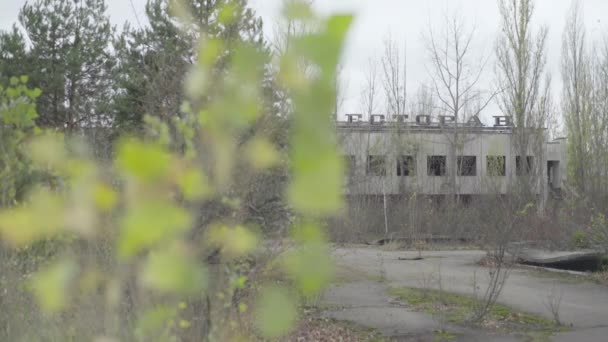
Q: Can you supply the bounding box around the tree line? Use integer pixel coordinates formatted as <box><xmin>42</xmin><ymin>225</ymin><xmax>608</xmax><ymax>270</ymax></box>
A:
<box><xmin>0</xmin><ymin>0</ymin><xmax>276</xmax><ymax>133</ymax></box>
<box><xmin>353</xmin><ymin>0</ymin><xmax>608</xmax><ymax>209</ymax></box>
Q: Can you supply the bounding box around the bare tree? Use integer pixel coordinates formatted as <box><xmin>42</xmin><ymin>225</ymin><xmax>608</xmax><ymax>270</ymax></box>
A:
<box><xmin>381</xmin><ymin>33</ymin><xmax>407</xmax><ymax>119</ymax></box>
<box><xmin>562</xmin><ymin>0</ymin><xmax>593</xmax><ymax>196</ymax></box>
<box><xmin>424</xmin><ymin>10</ymin><xmax>493</xmax><ymax>125</ymax></box>
<box><xmin>408</xmin><ymin>84</ymin><xmax>438</xmax><ymax>118</ymax></box>
<box><xmin>496</xmin><ymin>0</ymin><xmax>551</xmax><ymax>199</ymax></box>
<box><xmin>424</xmin><ymin>10</ymin><xmax>495</xmax><ymax>199</ymax></box>
<box><xmin>360</xmin><ymin>57</ymin><xmax>380</xmax><ymax>120</ymax></box>
<box><xmin>587</xmin><ymin>38</ymin><xmax>608</xmax><ymax>198</ymax></box>
<box><xmin>335</xmin><ymin>62</ymin><xmax>348</xmax><ymax>117</ymax></box>
<box><xmin>466</xmin><ymin>0</ymin><xmax>553</xmax><ymax>322</ymax></box>
<box><xmin>356</xmin><ymin>39</ymin><xmax>402</xmax><ymax>238</ymax></box>
<box><xmin>544</xmin><ymin>282</ymin><xmax>564</xmax><ymax>326</ymax></box>
<box><xmin>472</xmin><ymin>189</ymin><xmax>532</xmax><ymax>321</ymax></box>
<box><xmin>496</xmin><ymin>0</ymin><xmax>549</xmax><ymax>129</ymax></box>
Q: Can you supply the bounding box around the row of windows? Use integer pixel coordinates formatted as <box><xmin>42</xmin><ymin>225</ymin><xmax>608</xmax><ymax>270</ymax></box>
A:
<box><xmin>346</xmin><ymin>155</ymin><xmax>534</xmax><ymax>177</ymax></box>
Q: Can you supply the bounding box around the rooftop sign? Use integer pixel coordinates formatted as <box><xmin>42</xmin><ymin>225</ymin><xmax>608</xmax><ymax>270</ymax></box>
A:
<box><xmin>343</xmin><ymin>114</ymin><xmax>513</xmax><ymax>128</ymax></box>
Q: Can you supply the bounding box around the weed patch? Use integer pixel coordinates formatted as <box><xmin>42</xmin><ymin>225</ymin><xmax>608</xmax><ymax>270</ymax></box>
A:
<box><xmin>389</xmin><ymin>287</ymin><xmax>566</xmax><ymax>337</ymax></box>
<box><xmin>433</xmin><ymin>329</ymin><xmax>457</xmax><ymax>341</ymax></box>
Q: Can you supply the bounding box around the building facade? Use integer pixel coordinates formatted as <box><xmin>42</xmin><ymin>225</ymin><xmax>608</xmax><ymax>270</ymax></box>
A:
<box><xmin>338</xmin><ymin>114</ymin><xmax>567</xmax><ymax>202</ymax></box>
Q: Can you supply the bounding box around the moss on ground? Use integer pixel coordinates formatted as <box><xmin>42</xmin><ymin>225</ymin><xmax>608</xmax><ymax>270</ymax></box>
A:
<box><xmin>388</xmin><ymin>287</ymin><xmax>567</xmax><ymax>338</ymax></box>
<box><xmin>433</xmin><ymin>329</ymin><xmax>457</xmax><ymax>341</ymax></box>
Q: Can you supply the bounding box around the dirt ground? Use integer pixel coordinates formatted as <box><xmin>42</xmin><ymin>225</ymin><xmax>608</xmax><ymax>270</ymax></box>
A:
<box><xmin>320</xmin><ymin>246</ymin><xmax>608</xmax><ymax>341</ymax></box>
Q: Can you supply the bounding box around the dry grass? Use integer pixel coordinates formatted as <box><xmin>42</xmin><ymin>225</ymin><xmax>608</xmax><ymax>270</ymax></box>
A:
<box><xmin>380</xmin><ymin>240</ymin><xmax>407</xmax><ymax>251</ymax></box>
<box><xmin>591</xmin><ymin>271</ymin><xmax>608</xmax><ymax>285</ymax></box>
<box><xmin>277</xmin><ymin>314</ymin><xmax>385</xmax><ymax>342</ymax></box>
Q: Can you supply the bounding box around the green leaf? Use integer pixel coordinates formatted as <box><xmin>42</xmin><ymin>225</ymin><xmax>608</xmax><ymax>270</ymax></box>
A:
<box><xmin>116</xmin><ymin>139</ymin><xmax>172</xmax><ymax>182</ymax></box>
<box><xmin>245</xmin><ymin>137</ymin><xmax>279</xmax><ymax>170</ymax></box>
<box><xmin>255</xmin><ymin>286</ymin><xmax>297</xmax><ymax>338</ymax></box>
<box><xmin>0</xmin><ymin>189</ymin><xmax>65</xmax><ymax>246</ymax></box>
<box><xmin>27</xmin><ymin>133</ymin><xmax>67</xmax><ymax>170</ymax></box>
<box><xmin>118</xmin><ymin>200</ymin><xmax>192</xmax><ymax>258</ymax></box>
<box><xmin>291</xmin><ymin>222</ymin><xmax>326</xmax><ymax>243</ymax></box>
<box><xmin>218</xmin><ymin>2</ymin><xmax>237</xmax><ymax>25</ymax></box>
<box><xmin>135</xmin><ymin>305</ymin><xmax>177</xmax><ymax>340</ymax></box>
<box><xmin>283</xmin><ymin>0</ymin><xmax>314</xmax><ymax>21</ymax></box>
<box><xmin>287</xmin><ymin>149</ymin><xmax>344</xmax><ymax>215</ymax></box>
<box><xmin>177</xmin><ymin>168</ymin><xmax>211</xmax><ymax>201</ymax></box>
<box><xmin>141</xmin><ymin>247</ymin><xmax>207</xmax><ymax>294</ymax></box>
<box><xmin>284</xmin><ymin>14</ymin><xmax>352</xmax><ymax>217</ymax></box>
<box><xmin>31</xmin><ymin>87</ymin><xmax>42</xmax><ymax>98</ymax></box>
<box><xmin>208</xmin><ymin>224</ymin><xmax>258</xmax><ymax>258</ymax></box>
<box><xmin>293</xmin><ymin>15</ymin><xmax>353</xmax><ymax>74</ymax></box>
<box><xmin>284</xmin><ymin>242</ymin><xmax>334</xmax><ymax>296</ymax></box>
<box><xmin>29</xmin><ymin>259</ymin><xmax>77</xmax><ymax>312</ymax></box>
<box><xmin>93</xmin><ymin>182</ymin><xmax>118</xmax><ymax>212</ymax></box>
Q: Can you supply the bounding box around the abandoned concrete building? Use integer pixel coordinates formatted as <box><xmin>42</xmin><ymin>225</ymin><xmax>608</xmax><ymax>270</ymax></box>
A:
<box><xmin>332</xmin><ymin>114</ymin><xmax>568</xmax><ymax>238</ymax></box>
<box><xmin>337</xmin><ymin>114</ymin><xmax>567</xmax><ymax>203</ymax></box>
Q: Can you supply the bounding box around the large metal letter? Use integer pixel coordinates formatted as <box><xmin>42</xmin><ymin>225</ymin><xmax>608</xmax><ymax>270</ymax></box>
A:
<box><xmin>370</xmin><ymin>114</ymin><xmax>386</xmax><ymax>124</ymax></box>
<box><xmin>493</xmin><ymin>116</ymin><xmax>513</xmax><ymax>127</ymax></box>
<box><xmin>416</xmin><ymin>115</ymin><xmax>431</xmax><ymax>125</ymax></box>
<box><xmin>466</xmin><ymin>115</ymin><xmax>483</xmax><ymax>127</ymax></box>
<box><xmin>439</xmin><ymin>115</ymin><xmax>455</xmax><ymax>125</ymax></box>
<box><xmin>345</xmin><ymin>114</ymin><xmax>363</xmax><ymax>123</ymax></box>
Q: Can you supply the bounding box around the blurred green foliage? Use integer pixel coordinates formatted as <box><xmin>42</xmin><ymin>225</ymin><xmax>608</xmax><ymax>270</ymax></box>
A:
<box><xmin>0</xmin><ymin>76</ymin><xmax>41</xmax><ymax>207</ymax></box>
<box><xmin>0</xmin><ymin>0</ymin><xmax>352</xmax><ymax>340</ymax></box>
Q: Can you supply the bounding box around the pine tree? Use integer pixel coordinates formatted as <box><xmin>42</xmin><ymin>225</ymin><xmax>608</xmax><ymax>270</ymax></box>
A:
<box><xmin>0</xmin><ymin>27</ymin><xmax>31</xmax><ymax>85</ymax></box>
<box><xmin>14</xmin><ymin>0</ymin><xmax>115</xmax><ymax>129</ymax></box>
<box><xmin>113</xmin><ymin>0</ymin><xmax>268</xmax><ymax>130</ymax></box>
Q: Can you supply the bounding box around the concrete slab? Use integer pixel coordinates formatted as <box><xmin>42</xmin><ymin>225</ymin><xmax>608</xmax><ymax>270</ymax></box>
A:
<box><xmin>325</xmin><ymin>247</ymin><xmax>608</xmax><ymax>341</ymax></box>
<box><xmin>517</xmin><ymin>248</ymin><xmax>601</xmax><ymax>264</ymax></box>
<box><xmin>552</xmin><ymin>326</ymin><xmax>608</xmax><ymax>342</ymax></box>
<box><xmin>516</xmin><ymin>248</ymin><xmax>603</xmax><ymax>272</ymax></box>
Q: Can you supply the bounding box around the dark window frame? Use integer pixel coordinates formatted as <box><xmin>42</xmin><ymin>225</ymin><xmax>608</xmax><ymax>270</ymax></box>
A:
<box><xmin>457</xmin><ymin>156</ymin><xmax>477</xmax><ymax>176</ymax></box>
<box><xmin>427</xmin><ymin>155</ymin><xmax>447</xmax><ymax>176</ymax></box>
<box><xmin>397</xmin><ymin>155</ymin><xmax>416</xmax><ymax>176</ymax></box>
<box><xmin>486</xmin><ymin>156</ymin><xmax>506</xmax><ymax>176</ymax></box>
<box><xmin>367</xmin><ymin>155</ymin><xmax>387</xmax><ymax>176</ymax></box>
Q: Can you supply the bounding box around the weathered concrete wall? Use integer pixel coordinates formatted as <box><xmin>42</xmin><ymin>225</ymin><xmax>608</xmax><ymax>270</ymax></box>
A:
<box><xmin>338</xmin><ymin>124</ymin><xmax>558</xmax><ymax>196</ymax></box>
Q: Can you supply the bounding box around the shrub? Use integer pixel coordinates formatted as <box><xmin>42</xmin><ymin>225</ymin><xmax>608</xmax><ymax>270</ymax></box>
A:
<box><xmin>571</xmin><ymin>230</ymin><xmax>590</xmax><ymax>249</ymax></box>
<box><xmin>589</xmin><ymin>213</ymin><xmax>608</xmax><ymax>253</ymax></box>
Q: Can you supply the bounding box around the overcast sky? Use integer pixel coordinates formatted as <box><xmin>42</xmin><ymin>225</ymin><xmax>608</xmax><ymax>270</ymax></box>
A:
<box><xmin>2</xmin><ymin>0</ymin><xmax>608</xmax><ymax>123</ymax></box>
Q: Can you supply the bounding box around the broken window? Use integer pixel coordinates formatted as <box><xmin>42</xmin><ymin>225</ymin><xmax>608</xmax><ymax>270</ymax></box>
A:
<box><xmin>427</xmin><ymin>156</ymin><xmax>446</xmax><ymax>176</ymax></box>
<box><xmin>457</xmin><ymin>156</ymin><xmax>477</xmax><ymax>176</ymax></box>
<box><xmin>516</xmin><ymin>156</ymin><xmax>534</xmax><ymax>176</ymax></box>
<box><xmin>486</xmin><ymin>156</ymin><xmax>506</xmax><ymax>176</ymax></box>
<box><xmin>367</xmin><ymin>155</ymin><xmax>386</xmax><ymax>176</ymax></box>
<box><xmin>547</xmin><ymin>160</ymin><xmax>560</xmax><ymax>189</ymax></box>
<box><xmin>397</xmin><ymin>155</ymin><xmax>416</xmax><ymax>176</ymax></box>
